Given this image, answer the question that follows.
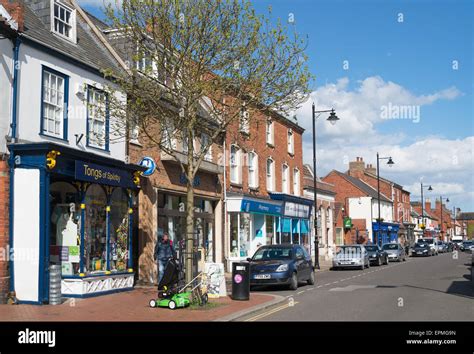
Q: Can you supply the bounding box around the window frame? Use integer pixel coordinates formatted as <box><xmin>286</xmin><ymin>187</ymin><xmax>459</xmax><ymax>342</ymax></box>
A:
<box><xmin>266</xmin><ymin>119</ymin><xmax>274</xmax><ymax>145</ymax></box>
<box><xmin>239</xmin><ymin>106</ymin><xmax>250</xmax><ymax>135</ymax></box>
<box><xmin>40</xmin><ymin>66</ymin><xmax>69</xmax><ymax>141</ymax></box>
<box><xmin>282</xmin><ymin>163</ymin><xmax>289</xmax><ymax>194</ymax></box>
<box><xmin>201</xmin><ymin>133</ymin><xmax>212</xmax><ymax>162</ymax></box>
<box><xmin>86</xmin><ymin>85</ymin><xmax>110</xmax><ymax>151</ymax></box>
<box><xmin>247</xmin><ymin>151</ymin><xmax>259</xmax><ymax>189</ymax></box>
<box><xmin>51</xmin><ymin>0</ymin><xmax>77</xmax><ymax>43</ymax></box>
<box><xmin>230</xmin><ymin>144</ymin><xmax>242</xmax><ymax>184</ymax></box>
<box><xmin>266</xmin><ymin>158</ymin><xmax>275</xmax><ymax>191</ymax></box>
<box><xmin>293</xmin><ymin>168</ymin><xmax>300</xmax><ymax>196</ymax></box>
<box><xmin>287</xmin><ymin>128</ymin><xmax>294</xmax><ymax>155</ymax></box>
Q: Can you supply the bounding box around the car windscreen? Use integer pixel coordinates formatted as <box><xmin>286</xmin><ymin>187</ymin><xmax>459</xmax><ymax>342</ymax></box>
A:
<box><xmin>252</xmin><ymin>247</ymin><xmax>292</xmax><ymax>260</ymax></box>
<box><xmin>364</xmin><ymin>246</ymin><xmax>378</xmax><ymax>251</ymax></box>
<box><xmin>382</xmin><ymin>244</ymin><xmax>398</xmax><ymax>250</ymax></box>
<box><xmin>422</xmin><ymin>239</ymin><xmax>434</xmax><ymax>244</ymax></box>
<box><xmin>337</xmin><ymin>247</ymin><xmax>362</xmax><ymax>254</ymax></box>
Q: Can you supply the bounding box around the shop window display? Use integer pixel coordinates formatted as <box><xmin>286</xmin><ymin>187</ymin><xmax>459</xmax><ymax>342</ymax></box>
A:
<box><xmin>109</xmin><ymin>188</ymin><xmax>129</xmax><ymax>272</ymax></box>
<box><xmin>84</xmin><ymin>185</ymin><xmax>107</xmax><ymax>273</ymax></box>
<box><xmin>239</xmin><ymin>213</ymin><xmax>251</xmax><ymax>257</ymax></box>
<box><xmin>50</xmin><ymin>182</ymin><xmax>81</xmax><ymax>275</ymax></box>
<box><xmin>229</xmin><ymin>213</ymin><xmax>239</xmax><ymax>258</ymax></box>
<box><xmin>266</xmin><ymin>215</ymin><xmax>274</xmax><ymax>245</ymax></box>
<box><xmin>292</xmin><ymin>219</ymin><xmax>300</xmax><ymax>244</ymax></box>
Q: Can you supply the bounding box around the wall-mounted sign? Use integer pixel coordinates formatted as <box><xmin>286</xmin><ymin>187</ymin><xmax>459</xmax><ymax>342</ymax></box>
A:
<box><xmin>283</xmin><ymin>202</ymin><xmax>310</xmax><ymax>218</ymax></box>
<box><xmin>241</xmin><ymin>199</ymin><xmax>282</xmax><ymax>216</ymax></box>
<box><xmin>75</xmin><ymin>161</ymin><xmax>133</xmax><ymax>187</ymax></box>
<box><xmin>139</xmin><ymin>157</ymin><xmax>156</xmax><ymax>177</ymax></box>
<box><xmin>344</xmin><ymin>217</ymin><xmax>353</xmax><ymax>229</ymax></box>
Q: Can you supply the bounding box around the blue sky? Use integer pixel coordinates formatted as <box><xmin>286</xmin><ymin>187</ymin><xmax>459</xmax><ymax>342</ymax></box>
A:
<box><xmin>79</xmin><ymin>0</ymin><xmax>473</xmax><ymax>211</ymax></box>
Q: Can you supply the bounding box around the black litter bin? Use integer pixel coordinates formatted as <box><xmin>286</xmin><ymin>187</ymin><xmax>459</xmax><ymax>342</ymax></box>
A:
<box><xmin>231</xmin><ymin>261</ymin><xmax>250</xmax><ymax>300</ymax></box>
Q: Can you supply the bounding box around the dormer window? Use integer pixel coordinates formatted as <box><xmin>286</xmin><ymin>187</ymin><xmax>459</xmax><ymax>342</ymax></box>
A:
<box><xmin>51</xmin><ymin>0</ymin><xmax>76</xmax><ymax>43</ymax></box>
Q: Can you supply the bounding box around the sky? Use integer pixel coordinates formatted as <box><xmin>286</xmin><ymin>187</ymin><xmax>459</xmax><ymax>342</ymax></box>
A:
<box><xmin>78</xmin><ymin>0</ymin><xmax>474</xmax><ymax>211</ymax></box>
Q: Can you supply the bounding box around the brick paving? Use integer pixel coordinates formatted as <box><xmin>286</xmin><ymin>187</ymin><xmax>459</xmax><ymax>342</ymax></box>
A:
<box><xmin>0</xmin><ymin>287</ymin><xmax>274</xmax><ymax>322</ymax></box>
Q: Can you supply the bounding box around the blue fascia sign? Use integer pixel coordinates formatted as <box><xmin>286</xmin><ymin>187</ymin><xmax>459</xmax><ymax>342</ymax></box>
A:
<box><xmin>139</xmin><ymin>156</ymin><xmax>156</xmax><ymax>177</ymax></box>
<box><xmin>372</xmin><ymin>222</ymin><xmax>400</xmax><ymax>232</ymax></box>
<box><xmin>75</xmin><ymin>161</ymin><xmax>133</xmax><ymax>187</ymax></box>
<box><xmin>241</xmin><ymin>199</ymin><xmax>282</xmax><ymax>216</ymax></box>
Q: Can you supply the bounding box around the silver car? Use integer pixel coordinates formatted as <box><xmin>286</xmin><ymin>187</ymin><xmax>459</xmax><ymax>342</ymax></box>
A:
<box><xmin>382</xmin><ymin>243</ymin><xmax>406</xmax><ymax>262</ymax></box>
<box><xmin>332</xmin><ymin>245</ymin><xmax>370</xmax><ymax>270</ymax></box>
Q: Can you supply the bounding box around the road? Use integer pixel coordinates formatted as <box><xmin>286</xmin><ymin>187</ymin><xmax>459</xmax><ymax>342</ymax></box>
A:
<box><xmin>238</xmin><ymin>251</ymin><xmax>473</xmax><ymax>321</ymax></box>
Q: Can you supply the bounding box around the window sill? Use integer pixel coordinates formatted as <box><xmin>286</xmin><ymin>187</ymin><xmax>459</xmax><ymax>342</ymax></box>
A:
<box><xmin>267</xmin><ymin>142</ymin><xmax>275</xmax><ymax>148</ymax></box>
<box><xmin>249</xmin><ymin>186</ymin><xmax>259</xmax><ymax>192</ymax></box>
<box><xmin>288</xmin><ymin>152</ymin><xmax>295</xmax><ymax>157</ymax></box>
<box><xmin>86</xmin><ymin>143</ymin><xmax>110</xmax><ymax>153</ymax></box>
<box><xmin>129</xmin><ymin>139</ymin><xmax>142</xmax><ymax>147</ymax></box>
<box><xmin>230</xmin><ymin>182</ymin><xmax>243</xmax><ymax>188</ymax></box>
<box><xmin>39</xmin><ymin>133</ymin><xmax>68</xmax><ymax>143</ymax></box>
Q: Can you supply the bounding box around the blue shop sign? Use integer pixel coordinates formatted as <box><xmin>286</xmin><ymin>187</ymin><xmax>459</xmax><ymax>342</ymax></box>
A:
<box><xmin>372</xmin><ymin>222</ymin><xmax>399</xmax><ymax>232</ymax></box>
<box><xmin>241</xmin><ymin>199</ymin><xmax>282</xmax><ymax>216</ymax></box>
<box><xmin>75</xmin><ymin>161</ymin><xmax>133</xmax><ymax>187</ymax></box>
<box><xmin>139</xmin><ymin>157</ymin><xmax>156</xmax><ymax>177</ymax></box>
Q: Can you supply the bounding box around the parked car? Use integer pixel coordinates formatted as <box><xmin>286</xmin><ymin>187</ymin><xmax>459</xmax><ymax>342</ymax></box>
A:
<box><xmin>382</xmin><ymin>243</ymin><xmax>407</xmax><ymax>262</ymax></box>
<box><xmin>248</xmin><ymin>244</ymin><xmax>314</xmax><ymax>290</ymax></box>
<box><xmin>461</xmin><ymin>240</ymin><xmax>473</xmax><ymax>252</ymax></box>
<box><xmin>418</xmin><ymin>238</ymin><xmax>438</xmax><ymax>255</ymax></box>
<box><xmin>437</xmin><ymin>241</ymin><xmax>447</xmax><ymax>253</ymax></box>
<box><xmin>332</xmin><ymin>245</ymin><xmax>370</xmax><ymax>270</ymax></box>
<box><xmin>364</xmin><ymin>244</ymin><xmax>389</xmax><ymax>266</ymax></box>
<box><xmin>411</xmin><ymin>242</ymin><xmax>433</xmax><ymax>257</ymax></box>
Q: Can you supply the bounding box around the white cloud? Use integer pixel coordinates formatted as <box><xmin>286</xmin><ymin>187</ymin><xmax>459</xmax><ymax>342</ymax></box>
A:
<box><xmin>296</xmin><ymin>76</ymin><xmax>472</xmax><ymax>210</ymax></box>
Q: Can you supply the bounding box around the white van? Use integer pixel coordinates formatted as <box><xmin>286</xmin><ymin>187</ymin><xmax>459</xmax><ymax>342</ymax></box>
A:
<box><xmin>418</xmin><ymin>238</ymin><xmax>439</xmax><ymax>255</ymax></box>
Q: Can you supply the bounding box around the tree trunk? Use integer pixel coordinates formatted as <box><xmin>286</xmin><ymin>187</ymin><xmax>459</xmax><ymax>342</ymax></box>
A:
<box><xmin>185</xmin><ymin>177</ymin><xmax>195</xmax><ymax>287</ymax></box>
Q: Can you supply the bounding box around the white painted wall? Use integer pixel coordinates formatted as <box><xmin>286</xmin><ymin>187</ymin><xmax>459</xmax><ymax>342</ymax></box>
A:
<box><xmin>0</xmin><ymin>38</ymin><xmax>13</xmax><ymax>154</ymax></box>
<box><xmin>15</xmin><ymin>43</ymin><xmax>126</xmax><ymax>160</ymax></box>
<box><xmin>13</xmin><ymin>168</ymin><xmax>40</xmax><ymax>302</ymax></box>
<box><xmin>371</xmin><ymin>199</ymin><xmax>393</xmax><ymax>223</ymax></box>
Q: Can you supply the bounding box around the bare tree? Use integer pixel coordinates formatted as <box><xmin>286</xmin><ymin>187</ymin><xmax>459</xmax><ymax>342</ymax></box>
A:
<box><xmin>102</xmin><ymin>0</ymin><xmax>312</xmax><ymax>284</ymax></box>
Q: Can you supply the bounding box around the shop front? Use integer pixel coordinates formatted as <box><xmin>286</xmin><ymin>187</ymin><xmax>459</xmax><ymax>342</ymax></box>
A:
<box><xmin>8</xmin><ymin>142</ymin><xmax>144</xmax><ymax>304</ymax></box>
<box><xmin>372</xmin><ymin>222</ymin><xmax>400</xmax><ymax>246</ymax></box>
<box><xmin>226</xmin><ymin>193</ymin><xmax>312</xmax><ymax>269</ymax></box>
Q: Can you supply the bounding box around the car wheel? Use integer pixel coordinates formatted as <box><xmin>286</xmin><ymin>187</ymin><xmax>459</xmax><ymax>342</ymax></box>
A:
<box><xmin>366</xmin><ymin>260</ymin><xmax>370</xmax><ymax>269</ymax></box>
<box><xmin>378</xmin><ymin>257</ymin><xmax>382</xmax><ymax>266</ymax></box>
<box><xmin>149</xmin><ymin>299</ymin><xmax>157</xmax><ymax>308</ymax></box>
<box><xmin>360</xmin><ymin>264</ymin><xmax>364</xmax><ymax>270</ymax></box>
<box><xmin>307</xmin><ymin>270</ymin><xmax>315</xmax><ymax>285</ymax></box>
<box><xmin>384</xmin><ymin>257</ymin><xmax>389</xmax><ymax>265</ymax></box>
<box><xmin>168</xmin><ymin>300</ymin><xmax>177</xmax><ymax>310</ymax></box>
<box><xmin>289</xmin><ymin>272</ymin><xmax>298</xmax><ymax>290</ymax></box>
<box><xmin>403</xmin><ymin>256</ymin><xmax>406</xmax><ymax>261</ymax></box>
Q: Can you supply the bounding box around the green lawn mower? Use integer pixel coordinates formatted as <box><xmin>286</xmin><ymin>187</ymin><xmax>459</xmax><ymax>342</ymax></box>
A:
<box><xmin>149</xmin><ymin>258</ymin><xmax>208</xmax><ymax>310</ymax></box>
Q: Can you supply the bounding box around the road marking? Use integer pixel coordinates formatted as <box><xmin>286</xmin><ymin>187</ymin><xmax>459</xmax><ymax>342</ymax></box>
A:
<box><xmin>316</xmin><ymin>285</ymin><xmax>323</xmax><ymax>288</ymax></box>
<box><xmin>329</xmin><ymin>285</ymin><xmax>377</xmax><ymax>292</ymax></box>
<box><xmin>307</xmin><ymin>287</ymin><xmax>314</xmax><ymax>291</ymax></box>
<box><xmin>244</xmin><ymin>301</ymin><xmax>299</xmax><ymax>322</ymax></box>
<box><xmin>332</xmin><ymin>281</ymin><xmax>339</xmax><ymax>284</ymax></box>
<box><xmin>324</xmin><ymin>283</ymin><xmax>331</xmax><ymax>286</ymax></box>
<box><xmin>297</xmin><ymin>291</ymin><xmax>305</xmax><ymax>295</ymax></box>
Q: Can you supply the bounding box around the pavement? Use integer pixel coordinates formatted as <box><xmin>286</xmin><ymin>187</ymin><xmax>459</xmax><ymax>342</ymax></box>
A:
<box><xmin>236</xmin><ymin>251</ymin><xmax>474</xmax><ymax>321</ymax></box>
<box><xmin>0</xmin><ymin>287</ymin><xmax>279</xmax><ymax>322</ymax></box>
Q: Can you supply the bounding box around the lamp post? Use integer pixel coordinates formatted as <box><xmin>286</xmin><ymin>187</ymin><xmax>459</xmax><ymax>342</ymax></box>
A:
<box><xmin>439</xmin><ymin>196</ymin><xmax>449</xmax><ymax>241</ymax></box>
<box><xmin>420</xmin><ymin>183</ymin><xmax>433</xmax><ymax>237</ymax></box>
<box><xmin>312</xmin><ymin>103</ymin><xmax>339</xmax><ymax>269</ymax></box>
<box><xmin>376</xmin><ymin>153</ymin><xmax>394</xmax><ymax>246</ymax></box>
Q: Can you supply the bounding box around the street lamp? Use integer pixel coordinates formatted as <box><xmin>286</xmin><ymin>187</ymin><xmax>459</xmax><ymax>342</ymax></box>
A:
<box><xmin>420</xmin><ymin>183</ymin><xmax>433</xmax><ymax>237</ymax></box>
<box><xmin>439</xmin><ymin>196</ymin><xmax>449</xmax><ymax>241</ymax></box>
<box><xmin>312</xmin><ymin>103</ymin><xmax>339</xmax><ymax>269</ymax></box>
<box><xmin>376</xmin><ymin>153</ymin><xmax>394</xmax><ymax>246</ymax></box>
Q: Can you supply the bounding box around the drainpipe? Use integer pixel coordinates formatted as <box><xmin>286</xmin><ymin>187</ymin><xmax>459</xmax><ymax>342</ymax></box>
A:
<box><xmin>222</xmin><ymin>140</ymin><xmax>228</xmax><ymax>271</ymax></box>
<box><xmin>11</xmin><ymin>36</ymin><xmax>21</xmax><ymax>142</ymax></box>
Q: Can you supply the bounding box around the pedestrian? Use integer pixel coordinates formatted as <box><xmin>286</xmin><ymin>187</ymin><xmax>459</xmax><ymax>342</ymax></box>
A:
<box><xmin>154</xmin><ymin>232</ymin><xmax>175</xmax><ymax>284</ymax></box>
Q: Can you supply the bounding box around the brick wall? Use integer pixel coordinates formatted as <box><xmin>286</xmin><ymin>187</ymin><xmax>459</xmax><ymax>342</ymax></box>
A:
<box><xmin>0</xmin><ymin>0</ymin><xmax>24</xmax><ymax>31</ymax></box>
<box><xmin>0</xmin><ymin>159</ymin><xmax>9</xmax><ymax>302</ymax></box>
<box><xmin>225</xmin><ymin>109</ymin><xmax>305</xmax><ymax>198</ymax></box>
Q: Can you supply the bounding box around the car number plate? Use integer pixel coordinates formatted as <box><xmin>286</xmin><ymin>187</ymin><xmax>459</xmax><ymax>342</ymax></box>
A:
<box><xmin>340</xmin><ymin>261</ymin><xmax>352</xmax><ymax>265</ymax></box>
<box><xmin>254</xmin><ymin>274</ymin><xmax>271</xmax><ymax>279</ymax></box>
<box><xmin>417</xmin><ymin>252</ymin><xmax>422</xmax><ymax>255</ymax></box>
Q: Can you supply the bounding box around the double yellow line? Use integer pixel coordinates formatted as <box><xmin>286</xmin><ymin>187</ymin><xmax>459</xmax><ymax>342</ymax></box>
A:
<box><xmin>244</xmin><ymin>301</ymin><xmax>299</xmax><ymax>322</ymax></box>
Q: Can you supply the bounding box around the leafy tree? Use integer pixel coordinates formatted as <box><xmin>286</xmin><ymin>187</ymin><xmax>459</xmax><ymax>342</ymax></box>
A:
<box><xmin>103</xmin><ymin>0</ymin><xmax>312</xmax><ymax>284</ymax></box>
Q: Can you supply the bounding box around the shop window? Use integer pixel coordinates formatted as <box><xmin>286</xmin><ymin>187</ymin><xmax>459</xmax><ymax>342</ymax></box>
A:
<box><xmin>84</xmin><ymin>185</ymin><xmax>107</xmax><ymax>273</ymax></box>
<box><xmin>280</xmin><ymin>218</ymin><xmax>291</xmax><ymax>244</ymax></box>
<box><xmin>229</xmin><ymin>213</ymin><xmax>239</xmax><ymax>258</ymax></box>
<box><xmin>201</xmin><ymin>133</ymin><xmax>212</xmax><ymax>161</ymax></box>
<box><xmin>41</xmin><ymin>68</ymin><xmax>68</xmax><ymax>139</ymax></box>
<box><xmin>292</xmin><ymin>219</ymin><xmax>300</xmax><ymax>244</ymax></box>
<box><xmin>49</xmin><ymin>181</ymin><xmax>80</xmax><ymax>275</ymax></box>
<box><xmin>266</xmin><ymin>215</ymin><xmax>274</xmax><ymax>245</ymax></box>
<box><xmin>301</xmin><ymin>220</ymin><xmax>310</xmax><ymax>253</ymax></box>
<box><xmin>239</xmin><ymin>213</ymin><xmax>251</xmax><ymax>257</ymax></box>
<box><xmin>109</xmin><ymin>189</ymin><xmax>129</xmax><ymax>272</ymax></box>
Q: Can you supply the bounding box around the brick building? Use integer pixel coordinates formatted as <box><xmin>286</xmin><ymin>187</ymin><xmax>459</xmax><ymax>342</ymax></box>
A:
<box><xmin>323</xmin><ymin>170</ymin><xmax>395</xmax><ymax>246</ymax></box>
<box><xmin>456</xmin><ymin>212</ymin><xmax>474</xmax><ymax>240</ymax></box>
<box><xmin>411</xmin><ymin>200</ymin><xmax>439</xmax><ymax>239</ymax></box>
<box><xmin>224</xmin><ymin>109</ymin><xmax>312</xmax><ymax>269</ymax></box>
<box><xmin>430</xmin><ymin>198</ymin><xmax>453</xmax><ymax>241</ymax></box>
<box><xmin>347</xmin><ymin>157</ymin><xmax>414</xmax><ymax>244</ymax></box>
<box><xmin>302</xmin><ymin>164</ymin><xmax>337</xmax><ymax>260</ymax></box>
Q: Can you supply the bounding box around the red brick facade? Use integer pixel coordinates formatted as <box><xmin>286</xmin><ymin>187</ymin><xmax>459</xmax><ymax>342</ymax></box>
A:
<box><xmin>225</xmin><ymin>109</ymin><xmax>304</xmax><ymax>198</ymax></box>
<box><xmin>0</xmin><ymin>160</ymin><xmax>10</xmax><ymax>301</ymax></box>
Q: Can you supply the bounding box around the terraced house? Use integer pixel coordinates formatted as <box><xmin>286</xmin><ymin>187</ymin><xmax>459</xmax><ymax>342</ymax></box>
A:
<box><xmin>0</xmin><ymin>0</ymin><xmax>144</xmax><ymax>304</ymax></box>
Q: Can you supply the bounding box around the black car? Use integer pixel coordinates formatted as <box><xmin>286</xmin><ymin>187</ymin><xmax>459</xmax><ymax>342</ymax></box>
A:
<box><xmin>364</xmin><ymin>244</ymin><xmax>389</xmax><ymax>266</ymax></box>
<box><xmin>412</xmin><ymin>242</ymin><xmax>432</xmax><ymax>257</ymax></box>
<box><xmin>248</xmin><ymin>244</ymin><xmax>314</xmax><ymax>290</ymax></box>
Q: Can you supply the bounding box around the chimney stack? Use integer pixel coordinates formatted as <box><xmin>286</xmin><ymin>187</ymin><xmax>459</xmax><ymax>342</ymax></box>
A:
<box><xmin>425</xmin><ymin>198</ymin><xmax>431</xmax><ymax>214</ymax></box>
<box><xmin>365</xmin><ymin>163</ymin><xmax>376</xmax><ymax>175</ymax></box>
<box><xmin>348</xmin><ymin>157</ymin><xmax>365</xmax><ymax>178</ymax></box>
